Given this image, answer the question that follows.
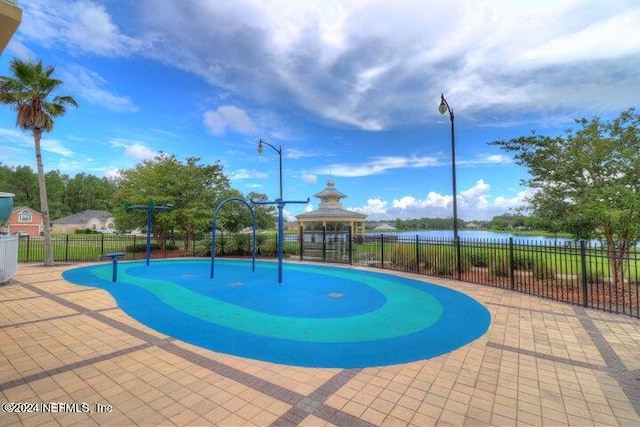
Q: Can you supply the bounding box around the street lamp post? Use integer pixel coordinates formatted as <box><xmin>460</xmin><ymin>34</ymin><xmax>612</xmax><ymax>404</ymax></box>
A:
<box><xmin>438</xmin><ymin>94</ymin><xmax>461</xmax><ymax>279</ymax></box>
<box><xmin>258</xmin><ymin>139</ymin><xmax>283</xmax><ymax>201</ymax></box>
<box><xmin>258</xmin><ymin>139</ymin><xmax>284</xmax><ymax>282</ymax></box>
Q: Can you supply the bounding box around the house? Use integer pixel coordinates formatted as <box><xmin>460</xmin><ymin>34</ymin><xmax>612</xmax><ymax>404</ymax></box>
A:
<box><xmin>0</xmin><ymin>0</ymin><xmax>22</xmax><ymax>55</ymax></box>
<box><xmin>3</xmin><ymin>207</ymin><xmax>43</xmax><ymax>236</ymax></box>
<box><xmin>373</xmin><ymin>223</ymin><xmax>397</xmax><ymax>231</ymax></box>
<box><xmin>52</xmin><ymin>210</ymin><xmax>115</xmax><ymax>234</ymax></box>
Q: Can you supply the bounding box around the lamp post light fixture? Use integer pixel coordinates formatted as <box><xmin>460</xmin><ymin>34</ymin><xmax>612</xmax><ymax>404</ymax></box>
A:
<box><xmin>438</xmin><ymin>93</ymin><xmax>461</xmax><ymax>279</ymax></box>
<box><xmin>258</xmin><ymin>138</ymin><xmax>285</xmax><ymax>282</ymax></box>
<box><xmin>258</xmin><ymin>139</ymin><xmax>283</xmax><ymax>201</ymax></box>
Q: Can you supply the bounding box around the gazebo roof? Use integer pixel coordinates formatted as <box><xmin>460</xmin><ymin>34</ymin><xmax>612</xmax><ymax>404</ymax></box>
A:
<box><xmin>296</xmin><ymin>208</ymin><xmax>366</xmax><ymax>220</ymax></box>
<box><xmin>296</xmin><ymin>179</ymin><xmax>367</xmax><ymax>222</ymax></box>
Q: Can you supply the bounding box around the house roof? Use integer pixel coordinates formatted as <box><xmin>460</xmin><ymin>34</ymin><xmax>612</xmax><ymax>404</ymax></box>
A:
<box><xmin>12</xmin><ymin>206</ymin><xmax>41</xmax><ymax>214</ymax></box>
<box><xmin>373</xmin><ymin>223</ymin><xmax>397</xmax><ymax>230</ymax></box>
<box><xmin>52</xmin><ymin>210</ymin><xmax>112</xmax><ymax>224</ymax></box>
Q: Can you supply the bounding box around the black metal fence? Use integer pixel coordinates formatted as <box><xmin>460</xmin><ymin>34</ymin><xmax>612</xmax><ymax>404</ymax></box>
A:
<box><xmin>15</xmin><ymin>231</ymin><xmax>640</xmax><ymax>318</ymax></box>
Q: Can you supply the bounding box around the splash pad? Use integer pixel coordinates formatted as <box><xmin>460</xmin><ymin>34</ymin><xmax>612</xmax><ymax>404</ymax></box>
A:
<box><xmin>63</xmin><ymin>259</ymin><xmax>490</xmax><ymax>368</ymax></box>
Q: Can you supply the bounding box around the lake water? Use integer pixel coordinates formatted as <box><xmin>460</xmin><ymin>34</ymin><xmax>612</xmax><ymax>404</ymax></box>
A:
<box><xmin>387</xmin><ymin>230</ymin><xmax>574</xmax><ymax>244</ymax></box>
<box><xmin>295</xmin><ymin>229</ymin><xmax>580</xmax><ymax>245</ymax></box>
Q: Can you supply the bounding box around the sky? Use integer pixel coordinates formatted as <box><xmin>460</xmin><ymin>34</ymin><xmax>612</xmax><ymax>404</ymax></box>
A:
<box><xmin>0</xmin><ymin>0</ymin><xmax>639</xmax><ymax>222</ymax></box>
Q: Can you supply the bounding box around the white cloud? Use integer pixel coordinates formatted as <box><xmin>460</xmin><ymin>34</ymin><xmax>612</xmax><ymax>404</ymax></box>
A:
<box><xmin>285</xmin><ymin>148</ymin><xmax>317</xmax><ymax>159</ymax></box>
<box><xmin>300</xmin><ymin>173</ymin><xmax>317</xmax><ymax>184</ymax></box>
<box><xmin>203</xmin><ymin>106</ymin><xmax>256</xmax><ymax>135</ymax></box>
<box><xmin>321</xmin><ymin>155</ymin><xmax>440</xmax><ymax>177</ymax></box>
<box><xmin>350</xmin><ymin>197</ymin><xmax>388</xmax><ymax>215</ymax></box>
<box><xmin>0</xmin><ymin>128</ymin><xmax>34</xmax><ymax>148</ymax></box>
<box><xmin>124</xmin><ymin>144</ymin><xmax>157</xmax><ymax>161</ymax></box>
<box><xmin>462</xmin><ymin>154</ymin><xmax>513</xmax><ymax>165</ymax></box>
<box><xmin>42</xmin><ymin>138</ymin><xmax>74</xmax><ymax>157</ymax></box>
<box><xmin>231</xmin><ymin>169</ymin><xmax>268</xmax><ymax>180</ymax></box>
<box><xmin>350</xmin><ymin>180</ymin><xmax>530</xmax><ymax>221</ymax></box>
<box><xmin>19</xmin><ymin>0</ymin><xmax>146</xmax><ymax>57</ymax></box>
<box><xmin>0</xmin><ymin>128</ymin><xmax>74</xmax><ymax>158</ymax></box>
<box><xmin>58</xmin><ymin>65</ymin><xmax>137</xmax><ymax>112</ymax></box>
<box><xmin>105</xmin><ymin>168</ymin><xmax>121</xmax><ymax>179</ymax></box>
<box><xmin>282</xmin><ymin>208</ymin><xmax>297</xmax><ymax>222</ymax></box>
<box><xmin>109</xmin><ymin>139</ymin><xmax>158</xmax><ymax>161</ymax></box>
<box><xmin>131</xmin><ymin>0</ymin><xmax>639</xmax><ymax>130</ymax></box>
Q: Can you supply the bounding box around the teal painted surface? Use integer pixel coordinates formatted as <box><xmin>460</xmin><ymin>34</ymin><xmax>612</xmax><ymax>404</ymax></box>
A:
<box><xmin>0</xmin><ymin>193</ymin><xmax>14</xmax><ymax>224</ymax></box>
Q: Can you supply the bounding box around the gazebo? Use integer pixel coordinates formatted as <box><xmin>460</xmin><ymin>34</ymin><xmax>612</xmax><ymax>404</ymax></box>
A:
<box><xmin>296</xmin><ymin>179</ymin><xmax>367</xmax><ymax>238</ymax></box>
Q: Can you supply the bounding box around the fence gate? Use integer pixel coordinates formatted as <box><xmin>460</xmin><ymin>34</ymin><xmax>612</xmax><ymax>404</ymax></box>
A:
<box><xmin>299</xmin><ymin>226</ymin><xmax>352</xmax><ymax>264</ymax></box>
<box><xmin>0</xmin><ymin>235</ymin><xmax>18</xmax><ymax>283</ymax></box>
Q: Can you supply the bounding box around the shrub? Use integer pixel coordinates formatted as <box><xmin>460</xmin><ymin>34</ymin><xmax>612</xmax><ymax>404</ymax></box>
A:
<box><xmin>391</xmin><ymin>252</ymin><xmax>417</xmax><ymax>271</ymax></box>
<box><xmin>533</xmin><ymin>262</ymin><xmax>556</xmax><ymax>280</ymax></box>
<box><xmin>194</xmin><ymin>244</ymin><xmax>211</xmax><ymax>257</ymax></box>
<box><xmin>467</xmin><ymin>252</ymin><xmax>490</xmax><ymax>267</ymax></box>
<box><xmin>125</xmin><ymin>243</ymin><xmax>178</xmax><ymax>253</ymax></box>
<box><xmin>579</xmin><ymin>265</ymin><xmax>605</xmax><ymax>284</ymax></box>
<box><xmin>126</xmin><ymin>243</ymin><xmax>160</xmax><ymax>253</ymax></box>
<box><xmin>225</xmin><ymin>235</ymin><xmax>246</xmax><ymax>255</ymax></box>
<box><xmin>432</xmin><ymin>254</ymin><xmax>456</xmax><ymax>276</ymax></box>
<box><xmin>257</xmin><ymin>240</ymin><xmax>277</xmax><ymax>257</ymax></box>
<box><xmin>430</xmin><ymin>252</ymin><xmax>470</xmax><ymax>276</ymax></box>
<box><xmin>489</xmin><ymin>256</ymin><xmax>510</xmax><ymax>277</ymax></box>
<box><xmin>75</xmin><ymin>228</ymin><xmax>99</xmax><ymax>234</ymax></box>
<box><xmin>512</xmin><ymin>253</ymin><xmax>535</xmax><ymax>270</ymax></box>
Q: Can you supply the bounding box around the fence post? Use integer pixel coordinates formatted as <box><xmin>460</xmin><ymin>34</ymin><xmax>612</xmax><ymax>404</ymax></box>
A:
<box><xmin>348</xmin><ymin>228</ymin><xmax>353</xmax><ymax>265</ymax></box>
<box><xmin>415</xmin><ymin>235</ymin><xmax>419</xmax><ymax>273</ymax></box>
<box><xmin>509</xmin><ymin>237</ymin><xmax>515</xmax><ymax>290</ymax></box>
<box><xmin>455</xmin><ymin>236</ymin><xmax>462</xmax><ymax>280</ymax></box>
<box><xmin>380</xmin><ymin>234</ymin><xmax>385</xmax><ymax>269</ymax></box>
<box><xmin>580</xmin><ymin>240</ymin><xmax>588</xmax><ymax>307</ymax></box>
<box><xmin>65</xmin><ymin>235</ymin><xmax>69</xmax><ymax>262</ymax></box>
<box><xmin>322</xmin><ymin>226</ymin><xmax>327</xmax><ymax>262</ymax></box>
<box><xmin>299</xmin><ymin>226</ymin><xmax>303</xmax><ymax>261</ymax></box>
<box><xmin>100</xmin><ymin>233</ymin><xmax>104</xmax><ymax>255</ymax></box>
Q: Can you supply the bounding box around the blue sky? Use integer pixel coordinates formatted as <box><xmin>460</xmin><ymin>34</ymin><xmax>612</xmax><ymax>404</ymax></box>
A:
<box><xmin>1</xmin><ymin>0</ymin><xmax>639</xmax><ymax>221</ymax></box>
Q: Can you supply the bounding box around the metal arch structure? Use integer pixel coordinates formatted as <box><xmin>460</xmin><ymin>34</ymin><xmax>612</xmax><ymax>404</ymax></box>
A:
<box><xmin>125</xmin><ymin>200</ymin><xmax>173</xmax><ymax>266</ymax></box>
<box><xmin>210</xmin><ymin>197</ymin><xmax>257</xmax><ymax>279</ymax></box>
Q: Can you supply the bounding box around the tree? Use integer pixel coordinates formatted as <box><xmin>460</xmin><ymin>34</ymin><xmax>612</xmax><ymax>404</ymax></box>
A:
<box><xmin>65</xmin><ymin>172</ymin><xmax>115</xmax><ymax>213</ymax></box>
<box><xmin>246</xmin><ymin>191</ymin><xmax>277</xmax><ymax>230</ymax></box>
<box><xmin>0</xmin><ymin>164</ymin><xmax>39</xmax><ymax>208</ymax></box>
<box><xmin>111</xmin><ymin>154</ymin><xmax>230</xmax><ymax>250</ymax></box>
<box><xmin>45</xmin><ymin>170</ymin><xmax>70</xmax><ymax>220</ymax></box>
<box><xmin>490</xmin><ymin>108</ymin><xmax>640</xmax><ymax>287</ymax></box>
<box><xmin>0</xmin><ymin>59</ymin><xmax>77</xmax><ymax>265</ymax></box>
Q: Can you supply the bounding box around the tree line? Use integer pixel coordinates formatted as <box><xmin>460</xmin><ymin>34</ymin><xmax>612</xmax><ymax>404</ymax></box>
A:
<box><xmin>370</xmin><ymin>213</ymin><xmax>534</xmax><ymax>232</ymax></box>
<box><xmin>0</xmin><ymin>164</ymin><xmax>115</xmax><ymax>219</ymax></box>
<box><xmin>0</xmin><ymin>155</ymin><xmax>276</xmax><ymax>242</ymax></box>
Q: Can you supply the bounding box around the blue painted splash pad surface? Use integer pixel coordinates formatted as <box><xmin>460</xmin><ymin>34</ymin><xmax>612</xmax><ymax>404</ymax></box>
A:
<box><xmin>63</xmin><ymin>259</ymin><xmax>491</xmax><ymax>368</ymax></box>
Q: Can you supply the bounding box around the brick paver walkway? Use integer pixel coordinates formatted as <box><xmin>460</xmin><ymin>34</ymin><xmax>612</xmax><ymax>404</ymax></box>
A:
<box><xmin>1</xmin><ymin>262</ymin><xmax>639</xmax><ymax>426</ymax></box>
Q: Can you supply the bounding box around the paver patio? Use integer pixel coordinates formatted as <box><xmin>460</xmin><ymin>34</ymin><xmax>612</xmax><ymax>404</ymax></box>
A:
<box><xmin>1</xmin><ymin>261</ymin><xmax>639</xmax><ymax>426</ymax></box>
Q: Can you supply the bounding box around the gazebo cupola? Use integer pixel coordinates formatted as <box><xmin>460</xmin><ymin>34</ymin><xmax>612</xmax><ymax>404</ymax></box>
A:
<box><xmin>296</xmin><ymin>179</ymin><xmax>367</xmax><ymax>236</ymax></box>
<box><xmin>317</xmin><ymin>180</ymin><xmax>346</xmax><ymax>209</ymax></box>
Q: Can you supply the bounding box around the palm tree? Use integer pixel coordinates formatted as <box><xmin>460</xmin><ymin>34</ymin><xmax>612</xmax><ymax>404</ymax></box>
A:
<box><xmin>0</xmin><ymin>59</ymin><xmax>78</xmax><ymax>266</ymax></box>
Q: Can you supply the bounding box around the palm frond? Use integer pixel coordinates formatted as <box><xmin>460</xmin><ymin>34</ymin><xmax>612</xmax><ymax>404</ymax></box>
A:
<box><xmin>1</xmin><ymin>58</ymin><xmax>77</xmax><ymax>134</ymax></box>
